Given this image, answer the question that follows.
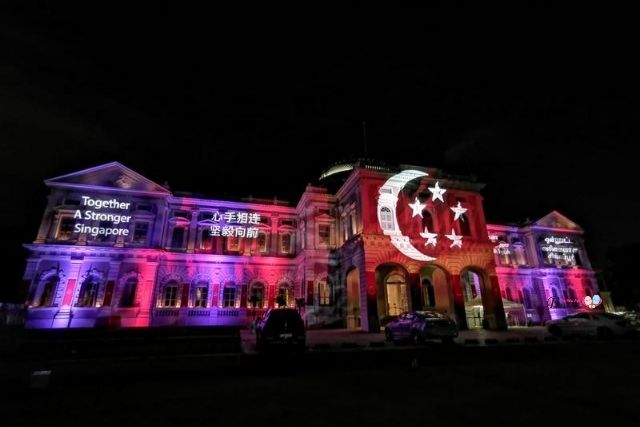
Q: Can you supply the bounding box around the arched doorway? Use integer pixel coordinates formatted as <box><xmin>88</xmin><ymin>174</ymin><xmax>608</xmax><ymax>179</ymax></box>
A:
<box><xmin>461</xmin><ymin>269</ymin><xmax>484</xmax><ymax>328</ymax></box>
<box><xmin>385</xmin><ymin>274</ymin><xmax>408</xmax><ymax>316</ymax></box>
<box><xmin>459</xmin><ymin>267</ymin><xmax>506</xmax><ymax>329</ymax></box>
<box><xmin>375</xmin><ymin>264</ymin><xmax>410</xmax><ymax>326</ymax></box>
<box><xmin>419</xmin><ymin>265</ymin><xmax>454</xmax><ymax>318</ymax></box>
<box><xmin>345</xmin><ymin>267</ymin><xmax>360</xmax><ymax>329</ymax></box>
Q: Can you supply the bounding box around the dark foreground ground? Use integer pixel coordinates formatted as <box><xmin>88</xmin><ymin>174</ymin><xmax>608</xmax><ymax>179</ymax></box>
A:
<box><xmin>1</xmin><ymin>332</ymin><xmax>639</xmax><ymax>427</ymax></box>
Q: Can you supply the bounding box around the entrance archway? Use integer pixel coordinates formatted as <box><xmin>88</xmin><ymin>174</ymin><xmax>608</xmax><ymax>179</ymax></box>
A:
<box><xmin>419</xmin><ymin>265</ymin><xmax>454</xmax><ymax>318</ymax></box>
<box><xmin>461</xmin><ymin>269</ymin><xmax>484</xmax><ymax>328</ymax></box>
<box><xmin>385</xmin><ymin>274</ymin><xmax>408</xmax><ymax>316</ymax></box>
<box><xmin>345</xmin><ymin>267</ymin><xmax>360</xmax><ymax>329</ymax></box>
<box><xmin>375</xmin><ymin>264</ymin><xmax>410</xmax><ymax>325</ymax></box>
<box><xmin>459</xmin><ymin>267</ymin><xmax>506</xmax><ymax>329</ymax></box>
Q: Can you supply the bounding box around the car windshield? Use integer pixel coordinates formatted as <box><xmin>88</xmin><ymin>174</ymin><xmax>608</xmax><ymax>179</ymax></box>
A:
<box><xmin>415</xmin><ymin>311</ymin><xmax>445</xmax><ymax>319</ymax></box>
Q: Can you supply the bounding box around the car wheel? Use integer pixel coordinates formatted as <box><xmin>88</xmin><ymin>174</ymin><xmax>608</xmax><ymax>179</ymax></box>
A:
<box><xmin>385</xmin><ymin>328</ymin><xmax>394</xmax><ymax>342</ymax></box>
<box><xmin>597</xmin><ymin>327</ymin><xmax>614</xmax><ymax>339</ymax></box>
<box><xmin>548</xmin><ymin>325</ymin><xmax>562</xmax><ymax>337</ymax></box>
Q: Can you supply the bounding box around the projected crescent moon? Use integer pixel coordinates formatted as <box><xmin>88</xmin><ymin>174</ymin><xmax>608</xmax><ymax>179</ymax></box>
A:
<box><xmin>377</xmin><ymin>170</ymin><xmax>436</xmax><ymax>261</ymax></box>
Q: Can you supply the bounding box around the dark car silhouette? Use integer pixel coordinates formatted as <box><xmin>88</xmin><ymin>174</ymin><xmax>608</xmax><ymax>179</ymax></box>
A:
<box><xmin>255</xmin><ymin>308</ymin><xmax>306</xmax><ymax>351</ymax></box>
<box><xmin>385</xmin><ymin>311</ymin><xmax>458</xmax><ymax>344</ymax></box>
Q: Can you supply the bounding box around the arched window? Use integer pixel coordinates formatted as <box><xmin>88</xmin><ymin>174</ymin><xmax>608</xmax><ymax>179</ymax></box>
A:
<box><xmin>249</xmin><ymin>282</ymin><xmax>265</xmax><ymax>308</ymax></box>
<box><xmin>119</xmin><ymin>277</ymin><xmax>138</xmax><ymax>307</ymax></box>
<box><xmin>77</xmin><ymin>275</ymin><xmax>100</xmax><ymax>307</ymax></box>
<box><xmin>421</xmin><ymin>210</ymin><xmax>433</xmax><ymax>231</ymax></box>
<box><xmin>161</xmin><ymin>281</ymin><xmax>179</xmax><ymax>307</ymax></box>
<box><xmin>380</xmin><ymin>207</ymin><xmax>394</xmax><ymax>231</ymax></box>
<box><xmin>193</xmin><ymin>281</ymin><xmax>209</xmax><ymax>308</ymax></box>
<box><xmin>422</xmin><ymin>278</ymin><xmax>435</xmax><ymax>307</ymax></box>
<box><xmin>38</xmin><ymin>276</ymin><xmax>59</xmax><ymax>307</ymax></box>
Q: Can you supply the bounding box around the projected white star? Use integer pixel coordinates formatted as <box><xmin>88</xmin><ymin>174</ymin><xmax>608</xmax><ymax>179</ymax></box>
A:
<box><xmin>445</xmin><ymin>229</ymin><xmax>463</xmax><ymax>248</ymax></box>
<box><xmin>428</xmin><ymin>181</ymin><xmax>447</xmax><ymax>203</ymax></box>
<box><xmin>450</xmin><ymin>201</ymin><xmax>468</xmax><ymax>221</ymax></box>
<box><xmin>419</xmin><ymin>226</ymin><xmax>438</xmax><ymax>247</ymax></box>
<box><xmin>408</xmin><ymin>197</ymin><xmax>426</xmax><ymax>218</ymax></box>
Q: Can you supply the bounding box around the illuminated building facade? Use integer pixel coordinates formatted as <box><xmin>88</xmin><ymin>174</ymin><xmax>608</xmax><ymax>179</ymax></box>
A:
<box><xmin>487</xmin><ymin>214</ymin><xmax>599</xmax><ymax>326</ymax></box>
<box><xmin>22</xmin><ymin>161</ymin><xmax>599</xmax><ymax>330</ymax></box>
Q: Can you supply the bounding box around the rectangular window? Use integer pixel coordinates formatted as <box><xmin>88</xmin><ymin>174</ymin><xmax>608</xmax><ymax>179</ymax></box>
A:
<box><xmin>227</xmin><ymin>236</ymin><xmax>240</xmax><ymax>252</ymax></box>
<box><xmin>56</xmin><ymin>217</ymin><xmax>76</xmax><ymax>240</ymax></box>
<box><xmin>171</xmin><ymin>227</ymin><xmax>186</xmax><ymax>249</ymax></box>
<box><xmin>163</xmin><ymin>286</ymin><xmax>178</xmax><ymax>307</ymax></box>
<box><xmin>222</xmin><ymin>287</ymin><xmax>236</xmax><ymax>307</ymax></box>
<box><xmin>281</xmin><ymin>234</ymin><xmax>291</xmax><ymax>254</ymax></box>
<box><xmin>319</xmin><ymin>281</ymin><xmax>330</xmax><ymax>305</ymax></box>
<box><xmin>350</xmin><ymin>213</ymin><xmax>357</xmax><ymax>236</ymax></box>
<box><xmin>318</xmin><ymin>225</ymin><xmax>330</xmax><ymax>245</ymax></box>
<box><xmin>194</xmin><ymin>286</ymin><xmax>208</xmax><ymax>308</ymax></box>
<box><xmin>250</xmin><ymin>287</ymin><xmax>264</xmax><ymax>308</ymax></box>
<box><xmin>200</xmin><ymin>229</ymin><xmax>213</xmax><ymax>251</ymax></box>
<box><xmin>133</xmin><ymin>222</ymin><xmax>149</xmax><ymax>244</ymax></box>
<box><xmin>258</xmin><ymin>233</ymin><xmax>268</xmax><ymax>253</ymax></box>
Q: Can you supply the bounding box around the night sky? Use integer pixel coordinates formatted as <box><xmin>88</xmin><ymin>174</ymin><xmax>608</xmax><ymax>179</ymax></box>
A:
<box><xmin>1</xmin><ymin>6</ymin><xmax>639</xmax><ymax>300</ymax></box>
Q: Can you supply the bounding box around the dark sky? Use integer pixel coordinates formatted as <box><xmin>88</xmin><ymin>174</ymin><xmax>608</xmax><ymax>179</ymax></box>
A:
<box><xmin>1</xmin><ymin>6</ymin><xmax>639</xmax><ymax>298</ymax></box>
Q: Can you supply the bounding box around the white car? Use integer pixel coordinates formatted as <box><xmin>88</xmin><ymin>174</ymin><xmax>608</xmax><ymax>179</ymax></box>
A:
<box><xmin>546</xmin><ymin>312</ymin><xmax>634</xmax><ymax>338</ymax></box>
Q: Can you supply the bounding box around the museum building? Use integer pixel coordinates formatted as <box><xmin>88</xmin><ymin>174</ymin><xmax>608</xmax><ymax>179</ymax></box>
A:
<box><xmin>21</xmin><ymin>161</ymin><xmax>599</xmax><ymax>331</ymax></box>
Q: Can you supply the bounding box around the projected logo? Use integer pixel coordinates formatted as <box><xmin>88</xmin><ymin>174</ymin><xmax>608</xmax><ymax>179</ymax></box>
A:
<box><xmin>584</xmin><ymin>294</ymin><xmax>602</xmax><ymax>309</ymax></box>
<box><xmin>377</xmin><ymin>170</ymin><xmax>467</xmax><ymax>261</ymax></box>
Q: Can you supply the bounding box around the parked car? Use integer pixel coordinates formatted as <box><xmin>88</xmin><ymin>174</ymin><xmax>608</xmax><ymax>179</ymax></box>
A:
<box><xmin>255</xmin><ymin>308</ymin><xmax>306</xmax><ymax>351</ymax></box>
<box><xmin>384</xmin><ymin>311</ymin><xmax>458</xmax><ymax>344</ymax></box>
<box><xmin>546</xmin><ymin>312</ymin><xmax>634</xmax><ymax>338</ymax></box>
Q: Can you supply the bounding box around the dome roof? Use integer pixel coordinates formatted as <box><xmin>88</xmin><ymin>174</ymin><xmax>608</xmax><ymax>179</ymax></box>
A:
<box><xmin>319</xmin><ymin>158</ymin><xmax>394</xmax><ymax>181</ymax></box>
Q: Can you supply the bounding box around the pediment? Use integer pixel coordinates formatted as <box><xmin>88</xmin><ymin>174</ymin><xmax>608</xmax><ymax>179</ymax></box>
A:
<box><xmin>45</xmin><ymin>162</ymin><xmax>171</xmax><ymax>196</ymax></box>
<box><xmin>314</xmin><ymin>213</ymin><xmax>335</xmax><ymax>222</ymax></box>
<box><xmin>533</xmin><ymin>211</ymin><xmax>581</xmax><ymax>231</ymax></box>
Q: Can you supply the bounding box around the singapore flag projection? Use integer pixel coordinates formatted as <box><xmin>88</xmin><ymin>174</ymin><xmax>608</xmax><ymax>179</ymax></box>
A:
<box><xmin>377</xmin><ymin>170</ymin><xmax>468</xmax><ymax>262</ymax></box>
